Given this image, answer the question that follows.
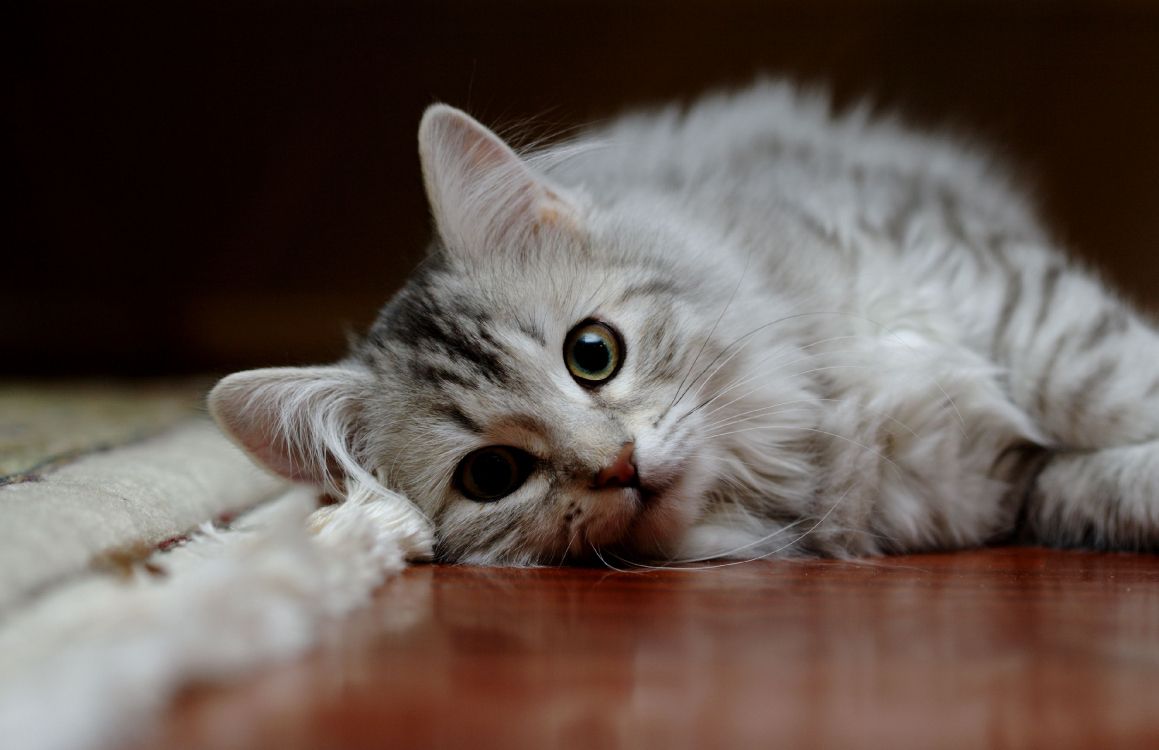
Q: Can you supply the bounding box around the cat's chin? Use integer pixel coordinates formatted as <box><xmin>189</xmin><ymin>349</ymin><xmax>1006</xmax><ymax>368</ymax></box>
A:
<box><xmin>613</xmin><ymin>473</ymin><xmax>712</xmax><ymax>564</ymax></box>
<box><xmin>639</xmin><ymin>447</ymin><xmax>719</xmax><ymax>542</ymax></box>
<box><xmin>561</xmin><ymin>485</ymin><xmax>675</xmax><ymax>564</ymax></box>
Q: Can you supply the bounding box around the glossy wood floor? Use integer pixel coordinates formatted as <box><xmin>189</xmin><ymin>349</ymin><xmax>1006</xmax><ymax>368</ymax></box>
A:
<box><xmin>134</xmin><ymin>548</ymin><xmax>1159</xmax><ymax>749</ymax></box>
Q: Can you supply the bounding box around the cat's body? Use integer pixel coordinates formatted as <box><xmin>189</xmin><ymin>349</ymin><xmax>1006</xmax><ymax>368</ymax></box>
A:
<box><xmin>211</xmin><ymin>82</ymin><xmax>1159</xmax><ymax>564</ymax></box>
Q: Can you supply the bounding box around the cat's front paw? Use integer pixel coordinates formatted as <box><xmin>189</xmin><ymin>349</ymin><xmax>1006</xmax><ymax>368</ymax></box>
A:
<box><xmin>309</xmin><ymin>481</ymin><xmax>435</xmax><ymax>564</ymax></box>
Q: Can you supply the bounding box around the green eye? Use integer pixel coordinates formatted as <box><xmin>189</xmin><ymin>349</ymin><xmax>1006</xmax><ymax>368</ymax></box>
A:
<box><xmin>456</xmin><ymin>446</ymin><xmax>533</xmax><ymax>502</ymax></box>
<box><xmin>564</xmin><ymin>320</ymin><xmax>624</xmax><ymax>385</ymax></box>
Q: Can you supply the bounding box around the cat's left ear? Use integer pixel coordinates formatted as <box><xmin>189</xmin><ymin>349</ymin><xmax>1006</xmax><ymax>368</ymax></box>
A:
<box><xmin>418</xmin><ymin>104</ymin><xmax>580</xmax><ymax>253</ymax></box>
<box><xmin>208</xmin><ymin>365</ymin><xmax>373</xmax><ymax>491</ymax></box>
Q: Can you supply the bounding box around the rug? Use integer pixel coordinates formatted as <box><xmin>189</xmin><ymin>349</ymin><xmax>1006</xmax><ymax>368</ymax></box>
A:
<box><xmin>0</xmin><ymin>382</ymin><xmax>433</xmax><ymax>750</ymax></box>
<box><xmin>0</xmin><ymin>381</ymin><xmax>284</xmax><ymax>612</ymax></box>
<box><xmin>0</xmin><ymin>381</ymin><xmax>205</xmax><ymax>482</ymax></box>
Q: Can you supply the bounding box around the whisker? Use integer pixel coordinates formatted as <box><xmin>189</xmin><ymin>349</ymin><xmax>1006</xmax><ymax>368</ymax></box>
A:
<box><xmin>698</xmin><ymin>395</ymin><xmax>920</xmax><ymax>441</ymax></box>
<box><xmin>693</xmin><ymin>341</ymin><xmax>956</xmax><ymax>427</ymax></box>
<box><xmin>667</xmin><ymin>310</ymin><xmax>968</xmax><ymax>440</ymax></box>
<box><xmin>679</xmin><ymin>333</ymin><xmax>865</xmax><ymax>415</ymax></box>
<box><xmin>695</xmin><ymin>363</ymin><xmax>876</xmax><ymax>424</ymax></box>
<box><xmin>678</xmin><ymin>339</ymin><xmax>889</xmax><ymax>428</ymax></box>
<box><xmin>612</xmin><ymin>485</ymin><xmax>855</xmax><ymax>572</ymax></box>
<box><xmin>670</xmin><ymin>311</ymin><xmax>866</xmax><ymax>411</ymax></box>
<box><xmin>677</xmin><ymin>345</ymin><xmax>828</xmax><ymax>422</ymax></box>
<box><xmin>557</xmin><ymin>523</ymin><xmax>582</xmax><ymax>566</ymax></box>
<box><xmin>668</xmin><ymin>251</ymin><xmax>754</xmax><ymax>412</ymax></box>
<box><xmin>704</xmin><ymin>424</ymin><xmax>905</xmax><ymax>477</ymax></box>
<box><xmin>663</xmin><ymin>517</ymin><xmax>812</xmax><ymax>564</ymax></box>
<box><xmin>590</xmin><ymin>540</ymin><xmax>645</xmax><ymax>574</ymax></box>
<box><xmin>700</xmin><ymin>405</ymin><xmax>816</xmax><ymax>434</ymax></box>
<box><xmin>687</xmin><ymin>347</ymin><xmax>868</xmax><ymax>422</ymax></box>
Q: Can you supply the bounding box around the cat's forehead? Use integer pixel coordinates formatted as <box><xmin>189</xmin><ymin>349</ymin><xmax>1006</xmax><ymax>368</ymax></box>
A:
<box><xmin>362</xmin><ymin>261</ymin><xmax>567</xmax><ymax>406</ymax></box>
<box><xmin>373</xmin><ymin>261</ymin><xmax>558</xmax><ymax>356</ymax></box>
<box><xmin>365</xmin><ymin>264</ymin><xmax>672</xmax><ymax>422</ymax></box>
<box><xmin>376</xmin><ymin>244</ymin><xmax>679</xmax><ymax>335</ymax></box>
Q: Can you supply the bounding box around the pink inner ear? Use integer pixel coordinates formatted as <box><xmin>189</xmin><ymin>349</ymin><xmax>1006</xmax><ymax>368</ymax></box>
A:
<box><xmin>246</xmin><ymin>433</ymin><xmax>318</xmax><ymax>484</ymax></box>
<box><xmin>212</xmin><ymin>406</ymin><xmax>310</xmax><ymax>483</ymax></box>
<box><xmin>424</xmin><ymin>105</ymin><xmax>525</xmax><ymax>176</ymax></box>
<box><xmin>208</xmin><ymin>369</ymin><xmax>351</xmax><ymax>488</ymax></box>
<box><xmin>458</xmin><ymin>120</ymin><xmax>520</xmax><ymax>173</ymax></box>
<box><xmin>419</xmin><ymin>104</ymin><xmax>579</xmax><ymax>251</ymax></box>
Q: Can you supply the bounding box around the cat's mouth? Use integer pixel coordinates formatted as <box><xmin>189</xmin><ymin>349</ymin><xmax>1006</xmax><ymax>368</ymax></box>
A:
<box><xmin>571</xmin><ymin>447</ymin><xmax>692</xmax><ymax>560</ymax></box>
<box><xmin>577</xmin><ymin>482</ymin><xmax>664</xmax><ymax>549</ymax></box>
<box><xmin>612</xmin><ymin>475</ymin><xmax>684</xmax><ymax>534</ymax></box>
<box><xmin>634</xmin><ymin>473</ymin><xmax>677</xmax><ymax>509</ymax></box>
<box><xmin>637</xmin><ymin>464</ymin><xmax>682</xmax><ymax>502</ymax></box>
<box><xmin>637</xmin><ymin>486</ymin><xmax>661</xmax><ymax>506</ymax></box>
<box><xmin>590</xmin><ymin>470</ymin><xmax>670</xmax><ymax>506</ymax></box>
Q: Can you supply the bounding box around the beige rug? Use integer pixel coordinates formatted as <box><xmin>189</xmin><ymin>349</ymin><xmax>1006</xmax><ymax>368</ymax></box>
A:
<box><xmin>0</xmin><ymin>381</ymin><xmax>283</xmax><ymax>612</ymax></box>
<box><xmin>0</xmin><ymin>381</ymin><xmax>205</xmax><ymax>481</ymax></box>
<box><xmin>0</xmin><ymin>381</ymin><xmax>433</xmax><ymax>750</ymax></box>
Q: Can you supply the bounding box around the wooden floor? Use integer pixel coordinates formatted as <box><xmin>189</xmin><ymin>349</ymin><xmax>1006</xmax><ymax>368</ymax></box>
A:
<box><xmin>135</xmin><ymin>548</ymin><xmax>1159</xmax><ymax>749</ymax></box>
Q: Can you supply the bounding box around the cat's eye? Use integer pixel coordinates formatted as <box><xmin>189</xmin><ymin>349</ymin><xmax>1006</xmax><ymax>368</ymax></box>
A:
<box><xmin>564</xmin><ymin>320</ymin><xmax>624</xmax><ymax>386</ymax></box>
<box><xmin>455</xmin><ymin>446</ymin><xmax>534</xmax><ymax>502</ymax></box>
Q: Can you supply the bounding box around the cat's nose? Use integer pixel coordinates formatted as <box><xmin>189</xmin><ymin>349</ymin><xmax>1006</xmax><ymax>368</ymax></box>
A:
<box><xmin>593</xmin><ymin>442</ymin><xmax>638</xmax><ymax>489</ymax></box>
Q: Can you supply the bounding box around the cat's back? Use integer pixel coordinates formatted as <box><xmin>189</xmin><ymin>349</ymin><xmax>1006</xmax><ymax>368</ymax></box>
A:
<box><xmin>546</xmin><ymin>80</ymin><xmax>1044</xmax><ymax>250</ymax></box>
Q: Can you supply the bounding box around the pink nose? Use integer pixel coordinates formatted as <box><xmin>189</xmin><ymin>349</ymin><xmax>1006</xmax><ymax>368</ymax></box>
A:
<box><xmin>594</xmin><ymin>442</ymin><xmax>638</xmax><ymax>489</ymax></box>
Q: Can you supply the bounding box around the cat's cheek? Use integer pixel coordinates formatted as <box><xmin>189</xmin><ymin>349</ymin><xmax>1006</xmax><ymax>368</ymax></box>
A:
<box><xmin>633</xmin><ymin>425</ymin><xmax>692</xmax><ymax>490</ymax></box>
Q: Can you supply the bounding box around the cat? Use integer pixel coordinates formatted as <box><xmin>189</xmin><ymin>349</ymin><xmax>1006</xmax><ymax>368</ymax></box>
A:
<box><xmin>209</xmin><ymin>81</ymin><xmax>1159</xmax><ymax>566</ymax></box>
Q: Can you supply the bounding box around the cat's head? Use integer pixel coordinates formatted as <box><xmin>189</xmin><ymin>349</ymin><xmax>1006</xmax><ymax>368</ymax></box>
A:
<box><xmin>210</xmin><ymin>105</ymin><xmax>808</xmax><ymax>564</ymax></box>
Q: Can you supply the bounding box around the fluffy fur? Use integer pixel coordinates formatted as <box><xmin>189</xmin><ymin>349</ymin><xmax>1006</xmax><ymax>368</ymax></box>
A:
<box><xmin>210</xmin><ymin>81</ymin><xmax>1159</xmax><ymax>565</ymax></box>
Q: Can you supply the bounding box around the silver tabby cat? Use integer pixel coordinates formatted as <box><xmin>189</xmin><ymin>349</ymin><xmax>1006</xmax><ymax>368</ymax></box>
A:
<box><xmin>210</xmin><ymin>82</ymin><xmax>1159</xmax><ymax>565</ymax></box>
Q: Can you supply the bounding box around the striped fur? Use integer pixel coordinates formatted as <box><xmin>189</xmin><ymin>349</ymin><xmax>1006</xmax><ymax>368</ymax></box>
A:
<box><xmin>210</xmin><ymin>81</ymin><xmax>1159</xmax><ymax>564</ymax></box>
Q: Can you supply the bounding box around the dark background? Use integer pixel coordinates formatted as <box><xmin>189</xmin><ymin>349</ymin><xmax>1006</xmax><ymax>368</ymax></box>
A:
<box><xmin>8</xmin><ymin>0</ymin><xmax>1158</xmax><ymax>376</ymax></box>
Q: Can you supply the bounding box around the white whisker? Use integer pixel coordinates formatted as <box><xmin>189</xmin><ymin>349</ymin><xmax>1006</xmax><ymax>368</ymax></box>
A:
<box><xmin>611</xmin><ymin>485</ymin><xmax>855</xmax><ymax>572</ymax></box>
<box><xmin>668</xmin><ymin>250</ymin><xmax>754</xmax><ymax>411</ymax></box>
<box><xmin>704</xmin><ymin>425</ymin><xmax>906</xmax><ymax>476</ymax></box>
<box><xmin>680</xmin><ymin>333</ymin><xmax>865</xmax><ymax>415</ymax></box>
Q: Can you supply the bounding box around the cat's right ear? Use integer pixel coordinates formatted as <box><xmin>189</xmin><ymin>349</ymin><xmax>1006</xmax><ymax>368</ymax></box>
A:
<box><xmin>418</xmin><ymin>104</ymin><xmax>580</xmax><ymax>254</ymax></box>
<box><xmin>208</xmin><ymin>365</ymin><xmax>373</xmax><ymax>490</ymax></box>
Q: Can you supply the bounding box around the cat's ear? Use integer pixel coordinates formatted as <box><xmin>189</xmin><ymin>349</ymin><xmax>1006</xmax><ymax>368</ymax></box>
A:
<box><xmin>208</xmin><ymin>365</ymin><xmax>373</xmax><ymax>489</ymax></box>
<box><xmin>418</xmin><ymin>104</ymin><xmax>579</xmax><ymax>253</ymax></box>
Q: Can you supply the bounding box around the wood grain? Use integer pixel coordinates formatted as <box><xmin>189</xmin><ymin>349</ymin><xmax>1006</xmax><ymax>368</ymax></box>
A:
<box><xmin>131</xmin><ymin>548</ymin><xmax>1159</xmax><ymax>749</ymax></box>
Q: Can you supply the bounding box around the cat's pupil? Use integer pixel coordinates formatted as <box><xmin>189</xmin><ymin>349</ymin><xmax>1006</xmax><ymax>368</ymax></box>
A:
<box><xmin>573</xmin><ymin>333</ymin><xmax>611</xmax><ymax>374</ymax></box>
<box><xmin>469</xmin><ymin>451</ymin><xmax>515</xmax><ymax>497</ymax></box>
<box><xmin>457</xmin><ymin>446</ymin><xmax>533</xmax><ymax>502</ymax></box>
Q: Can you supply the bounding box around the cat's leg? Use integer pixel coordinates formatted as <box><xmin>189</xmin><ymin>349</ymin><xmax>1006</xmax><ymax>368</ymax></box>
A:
<box><xmin>1021</xmin><ymin>442</ymin><xmax>1158</xmax><ymax>550</ymax></box>
<box><xmin>997</xmin><ymin>259</ymin><xmax>1159</xmax><ymax>550</ymax></box>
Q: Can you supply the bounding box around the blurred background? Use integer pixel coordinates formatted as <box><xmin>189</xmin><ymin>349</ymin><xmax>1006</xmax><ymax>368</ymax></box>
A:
<box><xmin>8</xmin><ymin>0</ymin><xmax>1158</xmax><ymax>377</ymax></box>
